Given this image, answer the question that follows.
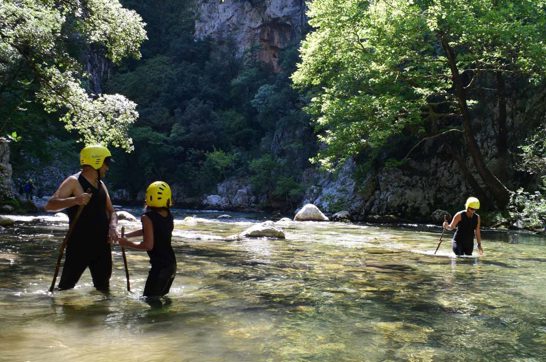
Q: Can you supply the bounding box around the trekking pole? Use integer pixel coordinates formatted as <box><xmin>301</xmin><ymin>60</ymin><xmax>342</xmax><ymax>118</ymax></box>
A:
<box><xmin>121</xmin><ymin>226</ymin><xmax>131</xmax><ymax>292</ymax></box>
<box><xmin>49</xmin><ymin>191</ymin><xmax>91</xmax><ymax>293</ymax></box>
<box><xmin>434</xmin><ymin>215</ymin><xmax>448</xmax><ymax>254</ymax></box>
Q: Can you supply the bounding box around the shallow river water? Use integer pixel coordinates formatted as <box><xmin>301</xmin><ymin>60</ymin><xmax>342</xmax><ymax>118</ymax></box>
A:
<box><xmin>0</xmin><ymin>210</ymin><xmax>545</xmax><ymax>361</ymax></box>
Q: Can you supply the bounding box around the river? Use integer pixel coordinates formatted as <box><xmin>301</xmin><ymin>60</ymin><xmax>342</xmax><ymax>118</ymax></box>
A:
<box><xmin>0</xmin><ymin>210</ymin><xmax>545</xmax><ymax>361</ymax></box>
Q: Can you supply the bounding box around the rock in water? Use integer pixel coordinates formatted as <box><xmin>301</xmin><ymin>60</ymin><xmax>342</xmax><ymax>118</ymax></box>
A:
<box><xmin>238</xmin><ymin>221</ymin><xmax>285</xmax><ymax>239</ymax></box>
<box><xmin>294</xmin><ymin>204</ymin><xmax>329</xmax><ymax>221</ymax></box>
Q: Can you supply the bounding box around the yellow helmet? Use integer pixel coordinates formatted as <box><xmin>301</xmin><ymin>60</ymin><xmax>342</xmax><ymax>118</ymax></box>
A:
<box><xmin>465</xmin><ymin>197</ymin><xmax>480</xmax><ymax>210</ymax></box>
<box><xmin>80</xmin><ymin>145</ymin><xmax>112</xmax><ymax>170</ymax></box>
<box><xmin>146</xmin><ymin>181</ymin><xmax>172</xmax><ymax>208</ymax></box>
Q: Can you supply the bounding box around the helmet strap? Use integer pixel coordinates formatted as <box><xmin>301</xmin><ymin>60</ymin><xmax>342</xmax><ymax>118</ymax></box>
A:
<box><xmin>97</xmin><ymin>168</ymin><xmax>101</xmax><ymax>189</ymax></box>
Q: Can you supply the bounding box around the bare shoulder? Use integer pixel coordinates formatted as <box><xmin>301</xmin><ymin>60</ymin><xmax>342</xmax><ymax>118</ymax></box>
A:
<box><xmin>55</xmin><ymin>173</ymin><xmax>82</xmax><ymax>196</ymax></box>
<box><xmin>66</xmin><ymin>173</ymin><xmax>81</xmax><ymax>184</ymax></box>
<box><xmin>141</xmin><ymin>214</ymin><xmax>153</xmax><ymax>227</ymax></box>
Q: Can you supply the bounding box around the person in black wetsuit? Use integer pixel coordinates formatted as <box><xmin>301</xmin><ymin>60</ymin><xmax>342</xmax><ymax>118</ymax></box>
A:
<box><xmin>45</xmin><ymin>145</ymin><xmax>118</xmax><ymax>291</ymax></box>
<box><xmin>118</xmin><ymin>181</ymin><xmax>176</xmax><ymax>298</ymax></box>
<box><xmin>443</xmin><ymin>197</ymin><xmax>483</xmax><ymax>256</ymax></box>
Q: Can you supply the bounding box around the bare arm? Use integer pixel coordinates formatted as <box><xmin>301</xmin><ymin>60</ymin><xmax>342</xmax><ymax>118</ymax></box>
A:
<box><xmin>118</xmin><ymin>215</ymin><xmax>154</xmax><ymax>251</ymax></box>
<box><xmin>475</xmin><ymin>215</ymin><xmax>483</xmax><ymax>255</ymax></box>
<box><xmin>44</xmin><ymin>174</ymin><xmax>91</xmax><ymax>212</ymax></box>
<box><xmin>124</xmin><ymin>229</ymin><xmax>144</xmax><ymax>238</ymax></box>
<box><xmin>102</xmin><ymin>182</ymin><xmax>118</xmax><ymax>242</ymax></box>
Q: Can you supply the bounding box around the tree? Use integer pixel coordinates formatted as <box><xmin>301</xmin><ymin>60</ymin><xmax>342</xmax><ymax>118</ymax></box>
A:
<box><xmin>293</xmin><ymin>0</ymin><xmax>546</xmax><ymax>208</ymax></box>
<box><xmin>0</xmin><ymin>0</ymin><xmax>147</xmax><ymax>150</ymax></box>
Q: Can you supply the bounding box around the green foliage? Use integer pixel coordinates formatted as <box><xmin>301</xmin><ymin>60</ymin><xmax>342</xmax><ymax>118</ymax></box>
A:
<box><xmin>273</xmin><ymin>176</ymin><xmax>304</xmax><ymax>205</ymax></box>
<box><xmin>293</xmin><ymin>0</ymin><xmax>546</xmax><ymax>170</ymax></box>
<box><xmin>0</xmin><ymin>0</ymin><xmax>147</xmax><ymax>150</ymax></box>
<box><xmin>6</xmin><ymin>132</ymin><xmax>21</xmax><ymax>142</ymax></box>
<box><xmin>249</xmin><ymin>154</ymin><xmax>305</xmax><ymax>207</ymax></box>
<box><xmin>508</xmin><ymin>188</ymin><xmax>546</xmax><ymax>231</ymax></box>
<box><xmin>203</xmin><ymin>149</ymin><xmax>238</xmax><ymax>181</ymax></box>
<box><xmin>511</xmin><ymin>122</ymin><xmax>546</xmax><ymax>229</ymax></box>
<box><xmin>101</xmin><ymin>1</ymin><xmax>312</xmax><ymax>205</ymax></box>
<box><xmin>518</xmin><ymin>123</ymin><xmax>546</xmax><ymax>179</ymax></box>
<box><xmin>4</xmin><ymin>0</ymin><xmax>311</xmax><ymax>208</ymax></box>
<box><xmin>249</xmin><ymin>154</ymin><xmax>278</xmax><ymax>195</ymax></box>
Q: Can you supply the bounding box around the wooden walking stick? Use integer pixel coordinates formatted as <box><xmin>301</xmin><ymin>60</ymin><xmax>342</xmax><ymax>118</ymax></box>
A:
<box><xmin>434</xmin><ymin>215</ymin><xmax>448</xmax><ymax>254</ymax></box>
<box><xmin>121</xmin><ymin>226</ymin><xmax>131</xmax><ymax>292</ymax></box>
<box><xmin>49</xmin><ymin>198</ymin><xmax>88</xmax><ymax>293</ymax></box>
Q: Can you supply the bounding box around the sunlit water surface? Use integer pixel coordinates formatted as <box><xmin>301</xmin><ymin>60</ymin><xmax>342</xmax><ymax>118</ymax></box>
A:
<box><xmin>0</xmin><ymin>211</ymin><xmax>545</xmax><ymax>361</ymax></box>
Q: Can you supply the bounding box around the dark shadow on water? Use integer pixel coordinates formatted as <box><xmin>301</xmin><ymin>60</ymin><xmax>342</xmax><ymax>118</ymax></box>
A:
<box><xmin>144</xmin><ymin>296</ymin><xmax>172</xmax><ymax>310</ymax></box>
<box><xmin>182</xmin><ymin>247</ymin><xmax>244</xmax><ymax>259</ymax></box>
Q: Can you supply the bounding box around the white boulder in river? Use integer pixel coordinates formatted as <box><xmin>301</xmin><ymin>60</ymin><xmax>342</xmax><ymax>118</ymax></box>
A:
<box><xmin>294</xmin><ymin>204</ymin><xmax>329</xmax><ymax>221</ymax></box>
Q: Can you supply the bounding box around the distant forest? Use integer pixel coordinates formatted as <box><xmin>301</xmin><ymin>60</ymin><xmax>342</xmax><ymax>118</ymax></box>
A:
<box><xmin>9</xmin><ymin>0</ymin><xmax>316</xmax><ymax>209</ymax></box>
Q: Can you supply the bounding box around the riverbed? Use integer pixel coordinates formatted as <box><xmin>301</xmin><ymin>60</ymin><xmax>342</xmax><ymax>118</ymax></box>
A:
<box><xmin>0</xmin><ymin>211</ymin><xmax>544</xmax><ymax>361</ymax></box>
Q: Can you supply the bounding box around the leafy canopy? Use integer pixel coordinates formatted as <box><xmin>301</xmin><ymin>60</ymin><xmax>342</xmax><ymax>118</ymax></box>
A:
<box><xmin>0</xmin><ymin>0</ymin><xmax>147</xmax><ymax>150</ymax></box>
<box><xmin>293</xmin><ymin>0</ymin><xmax>546</xmax><ymax>169</ymax></box>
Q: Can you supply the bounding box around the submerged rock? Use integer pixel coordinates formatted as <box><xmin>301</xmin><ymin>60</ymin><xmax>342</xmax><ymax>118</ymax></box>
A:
<box><xmin>331</xmin><ymin>210</ymin><xmax>351</xmax><ymax>222</ymax></box>
<box><xmin>275</xmin><ymin>217</ymin><xmax>293</xmax><ymax>225</ymax></box>
<box><xmin>231</xmin><ymin>221</ymin><xmax>286</xmax><ymax>240</ymax></box>
<box><xmin>294</xmin><ymin>204</ymin><xmax>329</xmax><ymax>221</ymax></box>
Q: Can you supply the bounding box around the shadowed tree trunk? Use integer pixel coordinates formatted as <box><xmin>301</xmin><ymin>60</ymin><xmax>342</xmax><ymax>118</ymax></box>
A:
<box><xmin>495</xmin><ymin>71</ymin><xmax>509</xmax><ymax>163</ymax></box>
<box><xmin>440</xmin><ymin>35</ymin><xmax>511</xmax><ymax>208</ymax></box>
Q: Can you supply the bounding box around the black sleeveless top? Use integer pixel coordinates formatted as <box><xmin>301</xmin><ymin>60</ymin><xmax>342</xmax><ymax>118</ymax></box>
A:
<box><xmin>144</xmin><ymin>209</ymin><xmax>175</xmax><ymax>268</ymax></box>
<box><xmin>453</xmin><ymin>210</ymin><xmax>478</xmax><ymax>246</ymax></box>
<box><xmin>66</xmin><ymin>173</ymin><xmax>110</xmax><ymax>250</ymax></box>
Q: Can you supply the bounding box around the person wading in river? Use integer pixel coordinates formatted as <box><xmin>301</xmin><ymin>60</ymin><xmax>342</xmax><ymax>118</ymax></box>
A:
<box><xmin>443</xmin><ymin>197</ymin><xmax>483</xmax><ymax>256</ymax></box>
<box><xmin>45</xmin><ymin>145</ymin><xmax>118</xmax><ymax>291</ymax></box>
<box><xmin>117</xmin><ymin>181</ymin><xmax>176</xmax><ymax>300</ymax></box>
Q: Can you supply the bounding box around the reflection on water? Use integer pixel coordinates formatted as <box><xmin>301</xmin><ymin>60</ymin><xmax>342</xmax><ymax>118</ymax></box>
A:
<box><xmin>0</xmin><ymin>212</ymin><xmax>545</xmax><ymax>361</ymax></box>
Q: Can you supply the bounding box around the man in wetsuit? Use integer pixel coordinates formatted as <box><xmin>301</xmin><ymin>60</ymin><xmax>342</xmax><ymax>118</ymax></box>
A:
<box><xmin>443</xmin><ymin>197</ymin><xmax>483</xmax><ymax>256</ymax></box>
<box><xmin>45</xmin><ymin>145</ymin><xmax>118</xmax><ymax>291</ymax></box>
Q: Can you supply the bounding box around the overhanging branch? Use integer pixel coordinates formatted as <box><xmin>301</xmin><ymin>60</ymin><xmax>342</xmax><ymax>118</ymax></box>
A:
<box><xmin>402</xmin><ymin>128</ymin><xmax>462</xmax><ymax>162</ymax></box>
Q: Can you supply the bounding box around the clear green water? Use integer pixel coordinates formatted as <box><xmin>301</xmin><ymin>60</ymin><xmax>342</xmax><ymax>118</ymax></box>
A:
<box><xmin>0</xmin><ymin>213</ymin><xmax>545</xmax><ymax>361</ymax></box>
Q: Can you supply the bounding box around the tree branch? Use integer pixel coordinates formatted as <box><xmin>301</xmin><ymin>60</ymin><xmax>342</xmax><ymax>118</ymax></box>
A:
<box><xmin>402</xmin><ymin>128</ymin><xmax>463</xmax><ymax>162</ymax></box>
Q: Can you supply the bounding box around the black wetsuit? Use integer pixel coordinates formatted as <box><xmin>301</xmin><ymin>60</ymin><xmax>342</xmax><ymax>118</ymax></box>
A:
<box><xmin>143</xmin><ymin>209</ymin><xmax>176</xmax><ymax>297</ymax></box>
<box><xmin>59</xmin><ymin>174</ymin><xmax>112</xmax><ymax>291</ymax></box>
<box><xmin>452</xmin><ymin>211</ymin><xmax>479</xmax><ymax>256</ymax></box>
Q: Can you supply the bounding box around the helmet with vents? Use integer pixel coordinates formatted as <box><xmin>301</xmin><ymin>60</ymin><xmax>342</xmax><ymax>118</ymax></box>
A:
<box><xmin>80</xmin><ymin>145</ymin><xmax>112</xmax><ymax>170</ymax></box>
<box><xmin>145</xmin><ymin>181</ymin><xmax>172</xmax><ymax>208</ymax></box>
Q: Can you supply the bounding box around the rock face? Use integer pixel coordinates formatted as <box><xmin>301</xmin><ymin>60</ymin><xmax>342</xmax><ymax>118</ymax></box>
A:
<box><xmin>195</xmin><ymin>0</ymin><xmax>306</xmax><ymax>71</ymax></box>
<box><xmin>203</xmin><ymin>178</ymin><xmax>256</xmax><ymax>210</ymax></box>
<box><xmin>302</xmin><ymin>159</ymin><xmax>364</xmax><ymax>216</ymax></box>
<box><xmin>0</xmin><ymin>138</ymin><xmax>15</xmax><ymax>201</ymax></box>
<box><xmin>303</xmin><ymin>157</ymin><xmax>469</xmax><ymax>223</ymax></box>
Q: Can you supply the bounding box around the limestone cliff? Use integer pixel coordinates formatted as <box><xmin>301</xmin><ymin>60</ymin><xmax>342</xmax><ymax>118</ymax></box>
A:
<box><xmin>194</xmin><ymin>0</ymin><xmax>306</xmax><ymax>71</ymax></box>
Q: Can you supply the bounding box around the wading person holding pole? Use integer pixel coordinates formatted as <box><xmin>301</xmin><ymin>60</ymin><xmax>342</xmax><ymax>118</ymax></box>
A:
<box><xmin>118</xmin><ymin>181</ymin><xmax>176</xmax><ymax>301</ymax></box>
<box><xmin>45</xmin><ymin>145</ymin><xmax>118</xmax><ymax>292</ymax></box>
<box><xmin>442</xmin><ymin>197</ymin><xmax>483</xmax><ymax>256</ymax></box>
